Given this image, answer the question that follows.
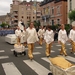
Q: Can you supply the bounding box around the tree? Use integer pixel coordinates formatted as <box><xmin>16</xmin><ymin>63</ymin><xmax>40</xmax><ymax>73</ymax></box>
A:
<box><xmin>0</xmin><ymin>22</ymin><xmax>9</xmax><ymax>28</ymax></box>
<box><xmin>69</xmin><ymin>10</ymin><xmax>75</xmax><ymax>21</ymax></box>
<box><xmin>33</xmin><ymin>20</ymin><xmax>40</xmax><ymax>28</ymax></box>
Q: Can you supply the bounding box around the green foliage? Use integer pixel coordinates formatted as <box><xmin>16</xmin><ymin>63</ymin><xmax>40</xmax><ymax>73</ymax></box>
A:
<box><xmin>27</xmin><ymin>20</ymin><xmax>31</xmax><ymax>27</ymax></box>
<box><xmin>34</xmin><ymin>20</ymin><xmax>40</xmax><ymax>28</ymax></box>
<box><xmin>51</xmin><ymin>24</ymin><xmax>59</xmax><ymax>31</ymax></box>
<box><xmin>69</xmin><ymin>10</ymin><xmax>75</xmax><ymax>21</ymax></box>
<box><xmin>0</xmin><ymin>22</ymin><xmax>9</xmax><ymax>28</ymax></box>
<box><xmin>65</xmin><ymin>24</ymin><xmax>71</xmax><ymax>32</ymax></box>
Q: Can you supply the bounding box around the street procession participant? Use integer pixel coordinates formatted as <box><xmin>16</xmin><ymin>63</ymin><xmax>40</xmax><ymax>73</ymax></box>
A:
<box><xmin>38</xmin><ymin>26</ymin><xmax>44</xmax><ymax>45</ymax></box>
<box><xmin>26</xmin><ymin>22</ymin><xmax>39</xmax><ymax>60</ymax></box>
<box><xmin>58</xmin><ymin>24</ymin><xmax>68</xmax><ymax>56</ymax></box>
<box><xmin>69</xmin><ymin>21</ymin><xmax>75</xmax><ymax>53</ymax></box>
<box><xmin>18</xmin><ymin>19</ymin><xmax>25</xmax><ymax>32</ymax></box>
<box><xmin>22</xmin><ymin>27</ymin><xmax>27</xmax><ymax>47</ymax></box>
<box><xmin>15</xmin><ymin>26</ymin><xmax>22</xmax><ymax>44</ymax></box>
<box><xmin>44</xmin><ymin>26</ymin><xmax>54</xmax><ymax>57</ymax></box>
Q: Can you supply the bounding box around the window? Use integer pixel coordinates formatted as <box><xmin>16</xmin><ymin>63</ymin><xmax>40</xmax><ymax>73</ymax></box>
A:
<box><xmin>33</xmin><ymin>16</ymin><xmax>35</xmax><ymax>19</ymax></box>
<box><xmin>22</xmin><ymin>7</ymin><xmax>24</xmax><ymax>11</ymax></box>
<box><xmin>70</xmin><ymin>0</ymin><xmax>72</xmax><ymax>11</ymax></box>
<box><xmin>57</xmin><ymin>6</ymin><xmax>60</xmax><ymax>14</ymax></box>
<box><xmin>43</xmin><ymin>8</ymin><xmax>45</xmax><ymax>14</ymax></box>
<box><xmin>22</xmin><ymin>16</ymin><xmax>24</xmax><ymax>18</ymax></box>
<box><xmin>52</xmin><ymin>20</ymin><xmax>54</xmax><ymax>25</ymax></box>
<box><xmin>57</xmin><ymin>19</ymin><xmax>60</xmax><ymax>24</ymax></box>
<box><xmin>52</xmin><ymin>7</ymin><xmax>54</xmax><ymax>15</ymax></box>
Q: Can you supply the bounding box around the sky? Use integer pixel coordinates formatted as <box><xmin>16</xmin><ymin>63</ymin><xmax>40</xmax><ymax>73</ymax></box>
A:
<box><xmin>0</xmin><ymin>0</ymin><xmax>43</xmax><ymax>16</ymax></box>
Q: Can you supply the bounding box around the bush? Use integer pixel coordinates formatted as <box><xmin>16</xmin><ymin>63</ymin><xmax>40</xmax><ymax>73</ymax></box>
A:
<box><xmin>0</xmin><ymin>22</ymin><xmax>9</xmax><ymax>28</ymax></box>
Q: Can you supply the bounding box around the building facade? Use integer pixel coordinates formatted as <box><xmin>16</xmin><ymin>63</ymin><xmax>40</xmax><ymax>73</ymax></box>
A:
<box><xmin>68</xmin><ymin>0</ymin><xmax>75</xmax><ymax>24</ymax></box>
<box><xmin>10</xmin><ymin>0</ymin><xmax>41</xmax><ymax>27</ymax></box>
<box><xmin>40</xmin><ymin>0</ymin><xmax>67</xmax><ymax>26</ymax></box>
<box><xmin>0</xmin><ymin>13</ymin><xmax>11</xmax><ymax>25</ymax></box>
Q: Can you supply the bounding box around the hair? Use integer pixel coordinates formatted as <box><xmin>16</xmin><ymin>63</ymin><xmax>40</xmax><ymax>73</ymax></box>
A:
<box><xmin>72</xmin><ymin>21</ymin><xmax>75</xmax><ymax>27</ymax></box>
<box><xmin>47</xmin><ymin>26</ymin><xmax>52</xmax><ymax>29</ymax></box>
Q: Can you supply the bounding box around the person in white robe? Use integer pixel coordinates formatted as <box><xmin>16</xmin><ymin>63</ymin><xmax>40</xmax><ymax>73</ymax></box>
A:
<box><xmin>44</xmin><ymin>26</ymin><xmax>54</xmax><ymax>57</ymax></box>
<box><xmin>22</xmin><ymin>27</ymin><xmax>27</xmax><ymax>46</ymax></box>
<box><xmin>15</xmin><ymin>26</ymin><xmax>22</xmax><ymax>43</ymax></box>
<box><xmin>58</xmin><ymin>24</ymin><xmax>68</xmax><ymax>56</ymax></box>
<box><xmin>38</xmin><ymin>26</ymin><xmax>44</xmax><ymax>45</ymax></box>
<box><xmin>69</xmin><ymin>21</ymin><xmax>75</xmax><ymax>53</ymax></box>
<box><xmin>26</xmin><ymin>22</ymin><xmax>39</xmax><ymax>60</ymax></box>
<box><xmin>18</xmin><ymin>19</ymin><xmax>24</xmax><ymax>31</ymax></box>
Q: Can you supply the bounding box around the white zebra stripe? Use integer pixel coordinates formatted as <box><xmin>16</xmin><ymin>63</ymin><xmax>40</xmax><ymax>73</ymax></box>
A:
<box><xmin>11</xmin><ymin>49</ymin><xmax>15</xmax><ymax>51</ymax></box>
<box><xmin>57</xmin><ymin>55</ymin><xmax>75</xmax><ymax>63</ymax></box>
<box><xmin>41</xmin><ymin>57</ymin><xmax>50</xmax><ymax>63</ymax></box>
<box><xmin>35</xmin><ymin>46</ymin><xmax>43</xmax><ymax>49</ymax></box>
<box><xmin>51</xmin><ymin>50</ymin><xmax>55</xmax><ymax>52</ymax></box>
<box><xmin>0</xmin><ymin>50</ymin><xmax>5</xmax><ymax>52</ymax></box>
<box><xmin>66</xmin><ymin>44</ymin><xmax>71</xmax><ymax>45</ymax></box>
<box><xmin>56</xmin><ymin>45</ymin><xmax>61</xmax><ymax>46</ymax></box>
<box><xmin>0</xmin><ymin>56</ymin><xmax>9</xmax><ymax>59</ymax></box>
<box><xmin>65</xmin><ymin>56</ymin><xmax>75</xmax><ymax>63</ymax></box>
<box><xmin>33</xmin><ymin>52</ymin><xmax>41</xmax><ymax>55</ymax></box>
<box><xmin>2</xmin><ymin>62</ymin><xmax>22</xmax><ymax>75</ymax></box>
<box><xmin>23</xmin><ymin>60</ymin><xmax>50</xmax><ymax>75</ymax></box>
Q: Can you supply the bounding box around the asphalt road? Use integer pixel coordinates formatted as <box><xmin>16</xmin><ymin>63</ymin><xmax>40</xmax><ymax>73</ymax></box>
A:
<box><xmin>0</xmin><ymin>36</ymin><xmax>75</xmax><ymax>75</ymax></box>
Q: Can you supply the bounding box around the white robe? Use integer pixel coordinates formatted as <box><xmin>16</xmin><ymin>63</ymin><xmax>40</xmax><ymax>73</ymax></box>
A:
<box><xmin>15</xmin><ymin>29</ymin><xmax>22</xmax><ymax>37</ymax></box>
<box><xmin>38</xmin><ymin>29</ymin><xmax>44</xmax><ymax>38</ymax></box>
<box><xmin>58</xmin><ymin>29</ymin><xmax>68</xmax><ymax>44</ymax></box>
<box><xmin>69</xmin><ymin>29</ymin><xmax>75</xmax><ymax>42</ymax></box>
<box><xmin>22</xmin><ymin>30</ymin><xmax>27</xmax><ymax>42</ymax></box>
<box><xmin>18</xmin><ymin>21</ymin><xmax>24</xmax><ymax>31</ymax></box>
<box><xmin>44</xmin><ymin>30</ymin><xmax>54</xmax><ymax>44</ymax></box>
<box><xmin>26</xmin><ymin>27</ymin><xmax>39</xmax><ymax>44</ymax></box>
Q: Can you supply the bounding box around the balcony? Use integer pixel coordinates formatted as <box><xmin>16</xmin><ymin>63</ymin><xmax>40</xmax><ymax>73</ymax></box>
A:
<box><xmin>42</xmin><ymin>15</ymin><xmax>50</xmax><ymax>20</ymax></box>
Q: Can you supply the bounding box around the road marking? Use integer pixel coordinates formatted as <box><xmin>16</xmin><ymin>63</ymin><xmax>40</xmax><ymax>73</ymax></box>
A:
<box><xmin>51</xmin><ymin>50</ymin><xmax>55</xmax><ymax>52</ymax></box>
<box><xmin>58</xmin><ymin>49</ymin><xmax>61</xmax><ymax>51</ymax></box>
<box><xmin>0</xmin><ymin>50</ymin><xmax>5</xmax><ymax>52</ymax></box>
<box><xmin>33</xmin><ymin>52</ymin><xmax>41</xmax><ymax>55</ymax></box>
<box><xmin>25</xmin><ymin>48</ymin><xmax>28</xmax><ymax>50</ymax></box>
<box><xmin>2</xmin><ymin>62</ymin><xmax>22</xmax><ymax>75</ymax></box>
<box><xmin>56</xmin><ymin>45</ymin><xmax>61</xmax><ymax>46</ymax></box>
<box><xmin>11</xmin><ymin>49</ymin><xmax>15</xmax><ymax>51</ymax></box>
<box><xmin>0</xmin><ymin>56</ymin><xmax>9</xmax><ymax>59</ymax></box>
<box><xmin>65</xmin><ymin>56</ymin><xmax>75</xmax><ymax>63</ymax></box>
<box><xmin>57</xmin><ymin>55</ymin><xmax>75</xmax><ymax>63</ymax></box>
<box><xmin>41</xmin><ymin>57</ymin><xmax>50</xmax><ymax>63</ymax></box>
<box><xmin>23</xmin><ymin>60</ymin><xmax>50</xmax><ymax>75</ymax></box>
<box><xmin>66</xmin><ymin>44</ymin><xmax>71</xmax><ymax>45</ymax></box>
<box><xmin>35</xmin><ymin>46</ymin><xmax>43</xmax><ymax>49</ymax></box>
<box><xmin>69</xmin><ymin>48</ymin><xmax>72</xmax><ymax>49</ymax></box>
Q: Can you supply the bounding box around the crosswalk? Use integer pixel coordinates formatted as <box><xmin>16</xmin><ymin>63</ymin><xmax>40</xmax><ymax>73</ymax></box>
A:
<box><xmin>0</xmin><ymin>43</ymin><xmax>75</xmax><ymax>75</ymax></box>
<box><xmin>1</xmin><ymin>55</ymin><xmax>75</xmax><ymax>75</ymax></box>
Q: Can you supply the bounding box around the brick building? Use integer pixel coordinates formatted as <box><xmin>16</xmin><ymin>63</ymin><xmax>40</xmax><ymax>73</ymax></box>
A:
<box><xmin>40</xmin><ymin>0</ymin><xmax>67</xmax><ymax>26</ymax></box>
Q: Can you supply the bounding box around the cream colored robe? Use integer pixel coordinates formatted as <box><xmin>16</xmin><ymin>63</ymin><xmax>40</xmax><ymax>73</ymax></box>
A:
<box><xmin>58</xmin><ymin>29</ymin><xmax>68</xmax><ymax>44</ymax></box>
<box><xmin>44</xmin><ymin>30</ymin><xmax>54</xmax><ymax>44</ymax></box>
<box><xmin>26</xmin><ymin>27</ymin><xmax>39</xmax><ymax>44</ymax></box>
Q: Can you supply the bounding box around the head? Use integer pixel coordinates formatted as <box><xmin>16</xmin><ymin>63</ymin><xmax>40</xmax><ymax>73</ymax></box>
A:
<box><xmin>47</xmin><ymin>26</ymin><xmax>51</xmax><ymax>31</ymax></box>
<box><xmin>40</xmin><ymin>26</ymin><xmax>43</xmax><ymax>29</ymax></box>
<box><xmin>29</xmin><ymin>22</ymin><xmax>34</xmax><ymax>29</ymax></box>
<box><xmin>61</xmin><ymin>24</ymin><xmax>65</xmax><ymax>30</ymax></box>
<box><xmin>72</xmin><ymin>21</ymin><xmax>75</xmax><ymax>30</ymax></box>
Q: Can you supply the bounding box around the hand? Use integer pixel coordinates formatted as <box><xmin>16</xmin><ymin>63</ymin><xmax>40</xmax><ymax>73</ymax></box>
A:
<box><xmin>68</xmin><ymin>39</ymin><xmax>71</xmax><ymax>42</ymax></box>
<box><xmin>58</xmin><ymin>41</ymin><xmax>61</xmax><ymax>44</ymax></box>
<box><xmin>36</xmin><ymin>41</ymin><xmax>39</xmax><ymax>44</ymax></box>
<box><xmin>43</xmin><ymin>40</ymin><xmax>46</xmax><ymax>43</ymax></box>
